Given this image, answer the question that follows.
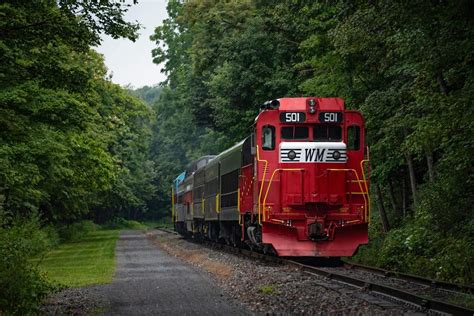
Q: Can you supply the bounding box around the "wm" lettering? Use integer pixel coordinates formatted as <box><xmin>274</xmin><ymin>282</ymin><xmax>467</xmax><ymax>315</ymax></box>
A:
<box><xmin>304</xmin><ymin>148</ymin><xmax>325</xmax><ymax>162</ymax></box>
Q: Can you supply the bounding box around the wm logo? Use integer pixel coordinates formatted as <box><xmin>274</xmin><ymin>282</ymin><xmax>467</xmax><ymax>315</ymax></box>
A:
<box><xmin>305</xmin><ymin>148</ymin><xmax>325</xmax><ymax>162</ymax></box>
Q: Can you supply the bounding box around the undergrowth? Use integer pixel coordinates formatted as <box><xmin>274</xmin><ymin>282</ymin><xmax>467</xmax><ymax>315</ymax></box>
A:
<box><xmin>0</xmin><ymin>212</ymin><xmax>56</xmax><ymax>315</ymax></box>
<box><xmin>353</xmin><ymin>211</ymin><xmax>474</xmax><ymax>285</ymax></box>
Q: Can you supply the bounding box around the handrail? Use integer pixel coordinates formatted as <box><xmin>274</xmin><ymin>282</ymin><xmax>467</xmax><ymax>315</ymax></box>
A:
<box><xmin>215</xmin><ymin>194</ymin><xmax>220</xmax><ymax>214</ymax></box>
<box><xmin>220</xmin><ymin>191</ymin><xmax>237</xmax><ymax>197</ymax></box>
<box><xmin>327</xmin><ymin>168</ymin><xmax>368</xmax><ymax>222</ymax></box>
<box><xmin>256</xmin><ymin>145</ymin><xmax>268</xmax><ymax>225</ymax></box>
<box><xmin>360</xmin><ymin>159</ymin><xmax>371</xmax><ymax>223</ymax></box>
<box><xmin>262</xmin><ymin>168</ymin><xmax>304</xmax><ymax>223</ymax></box>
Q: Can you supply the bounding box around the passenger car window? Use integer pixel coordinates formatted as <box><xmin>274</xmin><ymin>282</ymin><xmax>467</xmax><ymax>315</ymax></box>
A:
<box><xmin>313</xmin><ymin>125</ymin><xmax>342</xmax><ymax>141</ymax></box>
<box><xmin>262</xmin><ymin>125</ymin><xmax>275</xmax><ymax>150</ymax></box>
<box><xmin>347</xmin><ymin>125</ymin><xmax>360</xmax><ymax>150</ymax></box>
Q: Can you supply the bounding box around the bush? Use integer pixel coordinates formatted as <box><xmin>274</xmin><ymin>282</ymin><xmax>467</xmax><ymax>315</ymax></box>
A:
<box><xmin>103</xmin><ymin>217</ymin><xmax>146</xmax><ymax>229</ymax></box>
<box><xmin>57</xmin><ymin>220</ymin><xmax>97</xmax><ymax>242</ymax></box>
<box><xmin>354</xmin><ymin>209</ymin><xmax>474</xmax><ymax>285</ymax></box>
<box><xmin>351</xmin><ymin>218</ymin><xmax>385</xmax><ymax>266</ymax></box>
<box><xmin>0</xmin><ymin>213</ymin><xmax>55</xmax><ymax>315</ymax></box>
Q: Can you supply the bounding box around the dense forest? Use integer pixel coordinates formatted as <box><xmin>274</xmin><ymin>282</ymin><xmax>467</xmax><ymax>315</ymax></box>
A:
<box><xmin>0</xmin><ymin>0</ymin><xmax>473</xmax><ymax>313</ymax></box>
<box><xmin>0</xmin><ymin>1</ymin><xmax>158</xmax><ymax>313</ymax></box>
<box><xmin>150</xmin><ymin>0</ymin><xmax>473</xmax><ymax>284</ymax></box>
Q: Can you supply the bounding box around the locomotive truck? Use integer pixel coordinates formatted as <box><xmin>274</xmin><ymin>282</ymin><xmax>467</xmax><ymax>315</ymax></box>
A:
<box><xmin>171</xmin><ymin>97</ymin><xmax>370</xmax><ymax>257</ymax></box>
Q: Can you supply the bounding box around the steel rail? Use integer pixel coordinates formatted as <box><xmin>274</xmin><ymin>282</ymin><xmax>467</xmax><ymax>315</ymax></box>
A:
<box><xmin>344</xmin><ymin>261</ymin><xmax>474</xmax><ymax>294</ymax></box>
<box><xmin>158</xmin><ymin>229</ymin><xmax>474</xmax><ymax>316</ymax></box>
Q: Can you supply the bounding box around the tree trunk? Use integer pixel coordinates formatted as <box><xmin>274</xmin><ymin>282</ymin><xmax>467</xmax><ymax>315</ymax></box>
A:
<box><xmin>426</xmin><ymin>151</ymin><xmax>435</xmax><ymax>182</ymax></box>
<box><xmin>374</xmin><ymin>183</ymin><xmax>390</xmax><ymax>232</ymax></box>
<box><xmin>436</xmin><ymin>71</ymin><xmax>450</xmax><ymax>95</ymax></box>
<box><xmin>405</xmin><ymin>152</ymin><xmax>418</xmax><ymax>207</ymax></box>
<box><xmin>402</xmin><ymin>177</ymin><xmax>407</xmax><ymax>217</ymax></box>
<box><xmin>388</xmin><ymin>180</ymin><xmax>401</xmax><ymax>218</ymax></box>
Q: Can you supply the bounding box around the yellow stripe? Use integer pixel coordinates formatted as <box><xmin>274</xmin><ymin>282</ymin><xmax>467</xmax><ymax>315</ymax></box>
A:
<box><xmin>237</xmin><ymin>188</ymin><xmax>241</xmax><ymax>212</ymax></box>
<box><xmin>202</xmin><ymin>197</ymin><xmax>205</xmax><ymax>215</ymax></box>
<box><xmin>256</xmin><ymin>145</ymin><xmax>269</xmax><ymax>225</ymax></box>
<box><xmin>215</xmin><ymin>194</ymin><xmax>220</xmax><ymax>214</ymax></box>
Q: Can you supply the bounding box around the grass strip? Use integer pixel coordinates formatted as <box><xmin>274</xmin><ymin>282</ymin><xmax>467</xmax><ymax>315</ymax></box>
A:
<box><xmin>34</xmin><ymin>229</ymin><xmax>120</xmax><ymax>287</ymax></box>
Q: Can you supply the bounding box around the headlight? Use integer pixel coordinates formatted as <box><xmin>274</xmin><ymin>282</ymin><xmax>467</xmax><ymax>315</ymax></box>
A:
<box><xmin>309</xmin><ymin>99</ymin><xmax>316</xmax><ymax>114</ymax></box>
<box><xmin>332</xmin><ymin>150</ymin><xmax>341</xmax><ymax>160</ymax></box>
<box><xmin>288</xmin><ymin>150</ymin><xmax>297</xmax><ymax>160</ymax></box>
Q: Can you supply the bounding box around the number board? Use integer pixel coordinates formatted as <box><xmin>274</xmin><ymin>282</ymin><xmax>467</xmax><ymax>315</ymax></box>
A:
<box><xmin>319</xmin><ymin>112</ymin><xmax>343</xmax><ymax>123</ymax></box>
<box><xmin>280</xmin><ymin>112</ymin><xmax>306</xmax><ymax>123</ymax></box>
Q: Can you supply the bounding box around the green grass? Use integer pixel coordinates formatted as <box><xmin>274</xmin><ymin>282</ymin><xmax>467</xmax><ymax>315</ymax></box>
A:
<box><xmin>33</xmin><ymin>229</ymin><xmax>119</xmax><ymax>287</ymax></box>
<box><xmin>259</xmin><ymin>284</ymin><xmax>278</xmax><ymax>295</ymax></box>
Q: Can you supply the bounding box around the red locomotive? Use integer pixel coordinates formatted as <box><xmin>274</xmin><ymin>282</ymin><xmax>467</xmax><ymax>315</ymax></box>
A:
<box><xmin>172</xmin><ymin>97</ymin><xmax>370</xmax><ymax>257</ymax></box>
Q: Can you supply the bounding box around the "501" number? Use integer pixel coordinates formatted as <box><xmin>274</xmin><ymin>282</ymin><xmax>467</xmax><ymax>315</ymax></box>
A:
<box><xmin>319</xmin><ymin>112</ymin><xmax>342</xmax><ymax>123</ymax></box>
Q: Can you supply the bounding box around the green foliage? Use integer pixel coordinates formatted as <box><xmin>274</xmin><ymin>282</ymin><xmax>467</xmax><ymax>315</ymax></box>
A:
<box><xmin>372</xmin><ymin>218</ymin><xmax>473</xmax><ymax>284</ymax></box>
<box><xmin>57</xmin><ymin>220</ymin><xmax>97</xmax><ymax>242</ymax></box>
<box><xmin>0</xmin><ymin>1</ymin><xmax>157</xmax><ymax>311</ymax></box>
<box><xmin>103</xmin><ymin>217</ymin><xmax>146</xmax><ymax>230</ymax></box>
<box><xmin>0</xmin><ymin>214</ymin><xmax>55</xmax><ymax>315</ymax></box>
<box><xmin>130</xmin><ymin>85</ymin><xmax>163</xmax><ymax>105</ymax></box>
<box><xmin>0</xmin><ymin>1</ymin><xmax>157</xmax><ymax>223</ymax></box>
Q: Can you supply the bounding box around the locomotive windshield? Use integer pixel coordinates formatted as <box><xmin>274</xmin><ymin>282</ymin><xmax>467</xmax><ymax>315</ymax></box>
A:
<box><xmin>313</xmin><ymin>124</ymin><xmax>342</xmax><ymax>141</ymax></box>
<box><xmin>281</xmin><ymin>126</ymin><xmax>309</xmax><ymax>140</ymax></box>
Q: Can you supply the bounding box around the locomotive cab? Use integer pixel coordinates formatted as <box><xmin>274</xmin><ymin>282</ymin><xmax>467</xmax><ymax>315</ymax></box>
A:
<box><xmin>249</xmin><ymin>97</ymin><xmax>370</xmax><ymax>257</ymax></box>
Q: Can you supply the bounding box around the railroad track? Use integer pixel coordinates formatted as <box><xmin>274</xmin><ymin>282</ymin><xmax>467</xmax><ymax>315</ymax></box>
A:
<box><xmin>157</xmin><ymin>228</ymin><xmax>474</xmax><ymax>315</ymax></box>
<box><xmin>289</xmin><ymin>260</ymin><xmax>473</xmax><ymax>316</ymax></box>
<box><xmin>343</xmin><ymin>261</ymin><xmax>474</xmax><ymax>294</ymax></box>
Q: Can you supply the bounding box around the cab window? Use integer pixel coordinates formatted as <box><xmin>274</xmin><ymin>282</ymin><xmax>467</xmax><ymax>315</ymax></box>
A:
<box><xmin>347</xmin><ymin>125</ymin><xmax>360</xmax><ymax>150</ymax></box>
<box><xmin>262</xmin><ymin>125</ymin><xmax>275</xmax><ymax>150</ymax></box>
<box><xmin>313</xmin><ymin>125</ymin><xmax>342</xmax><ymax>141</ymax></box>
<box><xmin>281</xmin><ymin>126</ymin><xmax>308</xmax><ymax>140</ymax></box>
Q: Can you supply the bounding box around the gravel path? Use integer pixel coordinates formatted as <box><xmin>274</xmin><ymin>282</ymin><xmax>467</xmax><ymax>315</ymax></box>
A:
<box><xmin>42</xmin><ymin>230</ymin><xmax>249</xmax><ymax>315</ymax></box>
